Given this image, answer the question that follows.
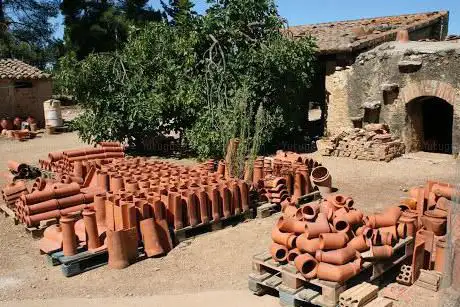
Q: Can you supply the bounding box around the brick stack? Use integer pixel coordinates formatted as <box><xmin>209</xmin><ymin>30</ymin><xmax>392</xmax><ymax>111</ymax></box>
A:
<box><xmin>318</xmin><ymin>124</ymin><xmax>405</xmax><ymax>162</ymax></box>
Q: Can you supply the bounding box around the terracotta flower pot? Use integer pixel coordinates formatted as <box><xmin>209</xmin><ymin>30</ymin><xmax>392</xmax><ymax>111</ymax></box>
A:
<box><xmin>305</xmin><ymin>212</ymin><xmax>331</xmax><ymax>239</ymax></box>
<box><xmin>140</xmin><ymin>218</ymin><xmax>164</xmax><ymax>257</ymax></box>
<box><xmin>315</xmin><ymin>245</ymin><xmax>358</xmax><ymax>265</ymax></box>
<box><xmin>316</xmin><ymin>258</ymin><xmax>362</xmax><ymax>282</ymax></box>
<box><xmin>319</xmin><ymin>232</ymin><xmax>349</xmax><ymax>250</ymax></box>
<box><xmin>294</xmin><ymin>253</ymin><xmax>318</xmax><ymax>279</ymax></box>
<box><xmin>296</xmin><ymin>234</ymin><xmax>320</xmax><ymax>254</ymax></box>
<box><xmin>270</xmin><ymin>242</ymin><xmax>288</xmax><ymax>262</ymax></box>
<box><xmin>311</xmin><ymin>166</ymin><xmax>332</xmax><ymax>195</ymax></box>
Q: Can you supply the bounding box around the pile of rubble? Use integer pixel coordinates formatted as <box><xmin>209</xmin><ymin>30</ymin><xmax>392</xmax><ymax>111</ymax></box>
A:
<box><xmin>318</xmin><ymin>124</ymin><xmax>405</xmax><ymax>162</ymax></box>
<box><xmin>267</xmin><ymin>179</ymin><xmax>457</xmax><ymax>285</ymax></box>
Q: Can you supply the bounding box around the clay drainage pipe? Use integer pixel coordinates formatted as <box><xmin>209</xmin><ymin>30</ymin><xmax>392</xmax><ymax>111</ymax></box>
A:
<box><xmin>270</xmin><ymin>242</ymin><xmax>288</xmax><ymax>262</ymax></box>
<box><xmin>294</xmin><ymin>253</ymin><xmax>318</xmax><ymax>279</ymax></box>
<box><xmin>271</xmin><ymin>223</ymin><xmax>297</xmax><ymax>249</ymax></box>
<box><xmin>310</xmin><ymin>166</ymin><xmax>332</xmax><ymax>195</ymax></box>
<box><xmin>316</xmin><ymin>258</ymin><xmax>362</xmax><ymax>282</ymax></box>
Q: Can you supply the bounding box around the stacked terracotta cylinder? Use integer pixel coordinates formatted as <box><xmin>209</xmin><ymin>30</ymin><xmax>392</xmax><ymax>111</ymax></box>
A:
<box><xmin>270</xmin><ymin>195</ymin><xmax>412</xmax><ymax>283</ymax></box>
<box><xmin>14</xmin><ymin>180</ymin><xmax>96</xmax><ymax>227</ymax></box>
<box><xmin>1</xmin><ymin>180</ymin><xmax>28</xmax><ymax>207</ymax></box>
<box><xmin>93</xmin><ymin>156</ymin><xmax>251</xmax><ymax>231</ymax></box>
<box><xmin>38</xmin><ymin>142</ymin><xmax>125</xmax><ymax>185</ymax></box>
<box><xmin>251</xmin><ymin>151</ymin><xmax>332</xmax><ymax>202</ymax></box>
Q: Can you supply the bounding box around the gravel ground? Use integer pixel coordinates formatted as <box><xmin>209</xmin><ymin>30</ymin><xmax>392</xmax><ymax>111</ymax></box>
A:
<box><xmin>0</xmin><ymin>132</ymin><xmax>458</xmax><ymax>305</ymax></box>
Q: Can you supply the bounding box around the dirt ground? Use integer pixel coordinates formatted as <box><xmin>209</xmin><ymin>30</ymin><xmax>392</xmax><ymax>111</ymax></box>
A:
<box><xmin>0</xmin><ymin>132</ymin><xmax>458</xmax><ymax>306</ymax></box>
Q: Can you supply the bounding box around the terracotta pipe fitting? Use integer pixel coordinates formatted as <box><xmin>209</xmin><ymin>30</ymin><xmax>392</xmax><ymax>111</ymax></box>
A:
<box><xmin>93</xmin><ymin>193</ymin><xmax>106</xmax><ymax>226</ymax></box>
<box><xmin>365</xmin><ymin>206</ymin><xmax>402</xmax><ymax>228</ymax></box>
<box><xmin>311</xmin><ymin>166</ymin><xmax>332</xmax><ymax>195</ymax></box>
<box><xmin>110</xmin><ymin>175</ymin><xmax>124</xmax><ymax>192</ymax></box>
<box><xmin>197</xmin><ymin>188</ymin><xmax>210</xmax><ymax>224</ymax></box>
<box><xmin>25</xmin><ymin>199</ymin><xmax>59</xmax><ymax>215</ymax></box>
<box><xmin>278</xmin><ymin>216</ymin><xmax>307</xmax><ymax>234</ymax></box>
<box><xmin>305</xmin><ymin>212</ymin><xmax>331</xmax><ymax>239</ymax></box>
<box><xmin>107</xmin><ymin>229</ymin><xmax>130</xmax><ymax>269</ymax></box>
<box><xmin>209</xmin><ymin>187</ymin><xmax>221</xmax><ymax>222</ymax></box>
<box><xmin>315</xmin><ymin>245</ymin><xmax>358</xmax><ymax>265</ymax></box>
<box><xmin>298</xmin><ymin>203</ymin><xmax>319</xmax><ymax>221</ymax></box>
<box><xmin>432</xmin><ymin>184</ymin><xmax>458</xmax><ymax>200</ymax></box>
<box><xmin>271</xmin><ymin>224</ymin><xmax>296</xmax><ymax>249</ymax></box>
<box><xmin>125</xmin><ymin>180</ymin><xmax>140</xmax><ymax>192</ymax></box>
<box><xmin>231</xmin><ymin>181</ymin><xmax>242</xmax><ymax>215</ymax></box>
<box><xmin>270</xmin><ymin>242</ymin><xmax>288</xmax><ymax>262</ymax></box>
<box><xmin>398</xmin><ymin>216</ymin><xmax>417</xmax><ymax>237</ymax></box>
<box><xmin>347</xmin><ymin>234</ymin><xmax>369</xmax><ymax>252</ymax></box>
<box><xmin>220</xmin><ymin>186</ymin><xmax>232</xmax><ymax>218</ymax></box>
<box><xmin>319</xmin><ymin>232</ymin><xmax>349</xmax><ymax>250</ymax></box>
<box><xmin>294</xmin><ymin>253</ymin><xmax>318</xmax><ymax>279</ymax></box>
<box><xmin>316</xmin><ymin>258</ymin><xmax>362</xmax><ymax>282</ymax></box>
<box><xmin>140</xmin><ymin>218</ymin><xmax>164</xmax><ymax>257</ymax></box>
<box><xmin>370</xmin><ymin>245</ymin><xmax>393</xmax><ymax>259</ymax></box>
<box><xmin>172</xmin><ymin>193</ymin><xmax>183</xmax><ymax>230</ymax></box>
<box><xmin>83</xmin><ymin>208</ymin><xmax>101</xmax><ymax>250</ymax></box>
<box><xmin>293</xmin><ymin>170</ymin><xmax>304</xmax><ymax>201</ymax></box>
<box><xmin>436</xmin><ymin>197</ymin><xmax>452</xmax><ymax>211</ymax></box>
<box><xmin>296</xmin><ymin>234</ymin><xmax>320</xmax><ymax>254</ymax></box>
<box><xmin>60</xmin><ymin>215</ymin><xmax>78</xmax><ymax>256</ymax></box>
<box><xmin>287</xmin><ymin>248</ymin><xmax>301</xmax><ymax>262</ymax></box>
<box><xmin>283</xmin><ymin>204</ymin><xmax>299</xmax><ymax>218</ymax></box>
<box><xmin>332</xmin><ymin>218</ymin><xmax>350</xmax><ymax>233</ymax></box>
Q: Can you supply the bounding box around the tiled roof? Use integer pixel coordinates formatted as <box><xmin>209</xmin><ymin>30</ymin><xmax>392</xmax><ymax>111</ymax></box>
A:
<box><xmin>0</xmin><ymin>58</ymin><xmax>51</xmax><ymax>80</ymax></box>
<box><xmin>286</xmin><ymin>11</ymin><xmax>449</xmax><ymax>55</ymax></box>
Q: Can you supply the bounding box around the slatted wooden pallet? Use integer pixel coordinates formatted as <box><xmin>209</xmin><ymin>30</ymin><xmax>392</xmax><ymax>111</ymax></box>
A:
<box><xmin>249</xmin><ymin>237</ymin><xmax>414</xmax><ymax>307</ymax></box>
<box><xmin>173</xmin><ymin>209</ymin><xmax>253</xmax><ymax>243</ymax></box>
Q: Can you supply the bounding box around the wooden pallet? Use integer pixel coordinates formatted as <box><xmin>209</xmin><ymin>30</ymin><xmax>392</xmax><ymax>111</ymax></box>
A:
<box><xmin>173</xmin><ymin>210</ymin><xmax>253</xmax><ymax>243</ymax></box>
<box><xmin>249</xmin><ymin>237</ymin><xmax>414</xmax><ymax>307</ymax></box>
<box><xmin>53</xmin><ymin>248</ymin><xmax>110</xmax><ymax>277</ymax></box>
<box><xmin>256</xmin><ymin>191</ymin><xmax>322</xmax><ymax>219</ymax></box>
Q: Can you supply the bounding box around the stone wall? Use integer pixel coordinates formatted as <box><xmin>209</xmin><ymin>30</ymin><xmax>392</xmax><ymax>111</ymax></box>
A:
<box><xmin>0</xmin><ymin>79</ymin><xmax>52</xmax><ymax>127</ymax></box>
<box><xmin>328</xmin><ymin>41</ymin><xmax>460</xmax><ymax>155</ymax></box>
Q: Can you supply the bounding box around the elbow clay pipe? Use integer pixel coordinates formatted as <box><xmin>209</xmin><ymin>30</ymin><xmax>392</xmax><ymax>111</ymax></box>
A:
<box><xmin>270</xmin><ymin>242</ymin><xmax>288</xmax><ymax>262</ymax></box>
<box><xmin>271</xmin><ymin>222</ymin><xmax>297</xmax><ymax>249</ymax></box>
<box><xmin>278</xmin><ymin>216</ymin><xmax>307</xmax><ymax>234</ymax></box>
<box><xmin>347</xmin><ymin>234</ymin><xmax>369</xmax><ymax>252</ymax></box>
<box><xmin>319</xmin><ymin>232</ymin><xmax>349</xmax><ymax>250</ymax></box>
<box><xmin>287</xmin><ymin>248</ymin><xmax>301</xmax><ymax>262</ymax></box>
<box><xmin>316</xmin><ymin>257</ymin><xmax>362</xmax><ymax>282</ymax></box>
<box><xmin>296</xmin><ymin>234</ymin><xmax>321</xmax><ymax>254</ymax></box>
<box><xmin>297</xmin><ymin>202</ymin><xmax>320</xmax><ymax>221</ymax></box>
<box><xmin>305</xmin><ymin>212</ymin><xmax>331</xmax><ymax>239</ymax></box>
<box><xmin>294</xmin><ymin>253</ymin><xmax>318</xmax><ymax>279</ymax></box>
<box><xmin>364</xmin><ymin>206</ymin><xmax>402</xmax><ymax>228</ymax></box>
<box><xmin>315</xmin><ymin>245</ymin><xmax>359</xmax><ymax>265</ymax></box>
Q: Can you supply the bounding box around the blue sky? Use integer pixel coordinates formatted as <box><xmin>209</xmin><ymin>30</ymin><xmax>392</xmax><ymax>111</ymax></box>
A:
<box><xmin>54</xmin><ymin>0</ymin><xmax>459</xmax><ymax>38</ymax></box>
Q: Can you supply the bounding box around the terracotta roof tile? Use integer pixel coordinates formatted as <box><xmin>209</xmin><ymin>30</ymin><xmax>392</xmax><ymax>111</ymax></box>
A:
<box><xmin>286</xmin><ymin>11</ymin><xmax>448</xmax><ymax>54</ymax></box>
<box><xmin>0</xmin><ymin>58</ymin><xmax>51</xmax><ymax>80</ymax></box>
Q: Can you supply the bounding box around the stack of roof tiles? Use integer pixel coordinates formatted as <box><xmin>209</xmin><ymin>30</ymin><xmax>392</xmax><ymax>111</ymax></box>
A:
<box><xmin>318</xmin><ymin>124</ymin><xmax>405</xmax><ymax>162</ymax></box>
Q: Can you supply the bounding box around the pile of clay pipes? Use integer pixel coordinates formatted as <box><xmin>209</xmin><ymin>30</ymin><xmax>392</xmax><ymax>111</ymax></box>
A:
<box><xmin>1</xmin><ymin>180</ymin><xmax>28</xmax><ymax>207</ymax></box>
<box><xmin>269</xmin><ymin>179</ymin><xmax>458</xmax><ymax>284</ymax></box>
<box><xmin>247</xmin><ymin>150</ymin><xmax>332</xmax><ymax>205</ymax></box>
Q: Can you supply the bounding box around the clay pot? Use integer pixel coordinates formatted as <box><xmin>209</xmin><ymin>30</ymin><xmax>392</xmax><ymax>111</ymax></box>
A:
<box><xmin>296</xmin><ymin>234</ymin><xmax>320</xmax><ymax>254</ymax></box>
<box><xmin>271</xmin><ymin>224</ymin><xmax>296</xmax><ymax>249</ymax></box>
<box><xmin>347</xmin><ymin>234</ymin><xmax>369</xmax><ymax>252</ymax></box>
<box><xmin>305</xmin><ymin>212</ymin><xmax>331</xmax><ymax>238</ymax></box>
<box><xmin>140</xmin><ymin>218</ymin><xmax>164</xmax><ymax>257</ymax></box>
<box><xmin>311</xmin><ymin>166</ymin><xmax>332</xmax><ymax>195</ymax></box>
<box><xmin>60</xmin><ymin>215</ymin><xmax>78</xmax><ymax>256</ymax></box>
<box><xmin>316</xmin><ymin>258</ymin><xmax>362</xmax><ymax>282</ymax></box>
<box><xmin>270</xmin><ymin>242</ymin><xmax>288</xmax><ymax>262</ymax></box>
<box><xmin>83</xmin><ymin>208</ymin><xmax>101</xmax><ymax>250</ymax></box>
<box><xmin>287</xmin><ymin>248</ymin><xmax>301</xmax><ymax>262</ymax></box>
<box><xmin>294</xmin><ymin>253</ymin><xmax>318</xmax><ymax>279</ymax></box>
<box><xmin>315</xmin><ymin>245</ymin><xmax>357</xmax><ymax>265</ymax></box>
<box><xmin>370</xmin><ymin>245</ymin><xmax>393</xmax><ymax>259</ymax></box>
<box><xmin>319</xmin><ymin>232</ymin><xmax>349</xmax><ymax>250</ymax></box>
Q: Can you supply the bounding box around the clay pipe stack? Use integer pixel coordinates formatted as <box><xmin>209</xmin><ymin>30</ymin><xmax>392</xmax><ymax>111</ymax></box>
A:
<box><xmin>270</xmin><ymin>194</ymin><xmax>367</xmax><ymax>283</ymax></box>
<box><xmin>1</xmin><ymin>180</ymin><xmax>28</xmax><ymax>207</ymax></box>
<box><xmin>14</xmin><ymin>182</ymin><xmax>95</xmax><ymax>227</ymax></box>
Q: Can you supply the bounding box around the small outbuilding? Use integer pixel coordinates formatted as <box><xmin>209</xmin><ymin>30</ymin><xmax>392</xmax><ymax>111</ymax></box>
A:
<box><xmin>0</xmin><ymin>58</ymin><xmax>52</xmax><ymax>127</ymax></box>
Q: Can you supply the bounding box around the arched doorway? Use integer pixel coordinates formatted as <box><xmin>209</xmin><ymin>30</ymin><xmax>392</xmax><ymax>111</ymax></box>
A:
<box><xmin>406</xmin><ymin>96</ymin><xmax>453</xmax><ymax>154</ymax></box>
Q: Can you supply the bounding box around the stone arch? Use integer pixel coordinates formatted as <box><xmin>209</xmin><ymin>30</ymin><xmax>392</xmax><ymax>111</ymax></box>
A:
<box><xmin>399</xmin><ymin>80</ymin><xmax>458</xmax><ymax>105</ymax></box>
<box><xmin>398</xmin><ymin>80</ymin><xmax>459</xmax><ymax>155</ymax></box>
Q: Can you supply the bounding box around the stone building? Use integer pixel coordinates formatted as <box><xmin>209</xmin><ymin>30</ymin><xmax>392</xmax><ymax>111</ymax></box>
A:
<box><xmin>288</xmin><ymin>11</ymin><xmax>460</xmax><ymax>155</ymax></box>
<box><xmin>0</xmin><ymin>59</ymin><xmax>52</xmax><ymax>127</ymax></box>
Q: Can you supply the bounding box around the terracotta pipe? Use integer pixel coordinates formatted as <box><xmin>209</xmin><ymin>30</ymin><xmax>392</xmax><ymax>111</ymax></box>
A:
<box><xmin>370</xmin><ymin>245</ymin><xmax>393</xmax><ymax>259</ymax></box>
<box><xmin>220</xmin><ymin>186</ymin><xmax>232</xmax><ymax>218</ymax></box>
<box><xmin>378</xmin><ymin>225</ymin><xmax>398</xmax><ymax>238</ymax></box>
<box><xmin>21</xmin><ymin>182</ymin><xmax>80</xmax><ymax>206</ymax></box>
<box><xmin>315</xmin><ymin>245</ymin><xmax>357</xmax><ymax>265</ymax></box>
<box><xmin>319</xmin><ymin>232</ymin><xmax>349</xmax><ymax>250</ymax></box>
<box><xmin>140</xmin><ymin>218</ymin><xmax>164</xmax><ymax>257</ymax></box>
<box><xmin>434</xmin><ymin>238</ymin><xmax>446</xmax><ymax>273</ymax></box>
<box><xmin>293</xmin><ymin>170</ymin><xmax>303</xmax><ymax>200</ymax></box>
<box><xmin>57</xmin><ymin>194</ymin><xmax>87</xmax><ymax>210</ymax></box>
<box><xmin>231</xmin><ymin>181</ymin><xmax>242</xmax><ymax>215</ymax></box>
<box><xmin>332</xmin><ymin>218</ymin><xmax>350</xmax><ymax>233</ymax></box>
<box><xmin>347</xmin><ymin>234</ymin><xmax>369</xmax><ymax>252</ymax></box>
<box><xmin>287</xmin><ymin>248</ymin><xmax>301</xmax><ymax>262</ymax></box>
<box><xmin>107</xmin><ymin>229</ymin><xmax>130</xmax><ymax>269</ymax></box>
<box><xmin>209</xmin><ymin>187</ymin><xmax>221</xmax><ymax>222</ymax></box>
<box><xmin>278</xmin><ymin>216</ymin><xmax>307</xmax><ymax>234</ymax></box>
<box><xmin>82</xmin><ymin>208</ymin><xmax>101</xmax><ymax>250</ymax></box>
<box><xmin>25</xmin><ymin>199</ymin><xmax>59</xmax><ymax>215</ymax></box>
<box><xmin>316</xmin><ymin>258</ymin><xmax>362</xmax><ymax>282</ymax></box>
<box><xmin>299</xmin><ymin>203</ymin><xmax>319</xmax><ymax>221</ymax></box>
<box><xmin>197</xmin><ymin>188</ymin><xmax>210</xmax><ymax>224</ymax></box>
<box><xmin>270</xmin><ymin>242</ymin><xmax>288</xmax><ymax>262</ymax></box>
<box><xmin>61</xmin><ymin>215</ymin><xmax>78</xmax><ymax>256</ymax></box>
<box><xmin>339</xmin><ymin>210</ymin><xmax>363</xmax><ymax>226</ymax></box>
<box><xmin>283</xmin><ymin>204</ymin><xmax>298</xmax><ymax>218</ymax></box>
<box><xmin>311</xmin><ymin>166</ymin><xmax>332</xmax><ymax>195</ymax></box>
<box><xmin>110</xmin><ymin>175</ymin><xmax>124</xmax><ymax>192</ymax></box>
<box><xmin>436</xmin><ymin>197</ymin><xmax>453</xmax><ymax>211</ymax></box>
<box><xmin>239</xmin><ymin>181</ymin><xmax>250</xmax><ymax>212</ymax></box>
<box><xmin>305</xmin><ymin>212</ymin><xmax>331</xmax><ymax>239</ymax></box>
<box><xmin>93</xmin><ymin>193</ymin><xmax>106</xmax><ymax>226</ymax></box>
<box><xmin>365</xmin><ymin>206</ymin><xmax>402</xmax><ymax>228</ymax></box>
<box><xmin>217</xmin><ymin>160</ymin><xmax>226</xmax><ymax>178</ymax></box>
<box><xmin>398</xmin><ymin>216</ymin><xmax>417</xmax><ymax>237</ymax></box>
<box><xmin>172</xmin><ymin>193</ymin><xmax>183</xmax><ymax>230</ymax></box>
<box><xmin>253</xmin><ymin>163</ymin><xmax>264</xmax><ymax>186</ymax></box>
<box><xmin>298</xmin><ymin>165</ymin><xmax>312</xmax><ymax>195</ymax></box>
<box><xmin>185</xmin><ymin>193</ymin><xmax>199</xmax><ymax>226</ymax></box>
<box><xmin>296</xmin><ymin>234</ymin><xmax>320</xmax><ymax>254</ymax></box>
<box><xmin>432</xmin><ymin>184</ymin><xmax>458</xmax><ymax>200</ymax></box>
<box><xmin>271</xmin><ymin>224</ymin><xmax>296</xmax><ymax>249</ymax></box>
<box><xmin>294</xmin><ymin>253</ymin><xmax>318</xmax><ymax>279</ymax></box>
<box><xmin>319</xmin><ymin>200</ymin><xmax>335</xmax><ymax>221</ymax></box>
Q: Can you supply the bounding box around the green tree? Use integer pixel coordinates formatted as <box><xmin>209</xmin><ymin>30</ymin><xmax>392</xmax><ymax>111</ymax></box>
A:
<box><xmin>160</xmin><ymin>0</ymin><xmax>196</xmax><ymax>26</ymax></box>
<box><xmin>0</xmin><ymin>0</ymin><xmax>60</xmax><ymax>67</ymax></box>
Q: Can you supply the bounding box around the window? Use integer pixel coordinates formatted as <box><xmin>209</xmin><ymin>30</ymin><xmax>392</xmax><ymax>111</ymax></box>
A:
<box><xmin>14</xmin><ymin>81</ymin><xmax>33</xmax><ymax>89</ymax></box>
